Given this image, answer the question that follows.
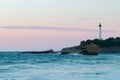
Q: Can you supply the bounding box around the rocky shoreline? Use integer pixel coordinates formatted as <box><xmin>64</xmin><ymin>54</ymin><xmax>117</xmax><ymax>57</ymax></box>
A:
<box><xmin>22</xmin><ymin>49</ymin><xmax>55</xmax><ymax>54</ymax></box>
<box><xmin>23</xmin><ymin>37</ymin><xmax>120</xmax><ymax>55</ymax></box>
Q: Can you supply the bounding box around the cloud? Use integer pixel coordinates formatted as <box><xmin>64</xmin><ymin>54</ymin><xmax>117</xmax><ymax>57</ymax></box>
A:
<box><xmin>0</xmin><ymin>26</ymin><xmax>118</xmax><ymax>33</ymax></box>
<box><xmin>0</xmin><ymin>26</ymin><xmax>97</xmax><ymax>32</ymax></box>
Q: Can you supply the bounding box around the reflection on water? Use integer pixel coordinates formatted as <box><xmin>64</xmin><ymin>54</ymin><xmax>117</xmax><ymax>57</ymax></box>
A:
<box><xmin>0</xmin><ymin>52</ymin><xmax>120</xmax><ymax>80</ymax></box>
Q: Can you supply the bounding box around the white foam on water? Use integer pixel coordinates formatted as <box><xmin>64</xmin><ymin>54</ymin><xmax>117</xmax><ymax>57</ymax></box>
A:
<box><xmin>0</xmin><ymin>53</ymin><xmax>120</xmax><ymax>80</ymax></box>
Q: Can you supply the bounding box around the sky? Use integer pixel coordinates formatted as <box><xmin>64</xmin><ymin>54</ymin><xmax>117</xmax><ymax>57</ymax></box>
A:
<box><xmin>0</xmin><ymin>0</ymin><xmax>120</xmax><ymax>51</ymax></box>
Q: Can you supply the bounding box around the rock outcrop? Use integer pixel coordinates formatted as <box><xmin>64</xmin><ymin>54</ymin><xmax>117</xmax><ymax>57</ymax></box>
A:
<box><xmin>61</xmin><ymin>51</ymin><xmax>69</xmax><ymax>54</ymax></box>
<box><xmin>80</xmin><ymin>43</ymin><xmax>99</xmax><ymax>55</ymax></box>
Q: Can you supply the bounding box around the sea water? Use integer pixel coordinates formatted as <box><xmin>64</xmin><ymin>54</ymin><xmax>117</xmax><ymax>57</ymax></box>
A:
<box><xmin>0</xmin><ymin>52</ymin><xmax>120</xmax><ymax>80</ymax></box>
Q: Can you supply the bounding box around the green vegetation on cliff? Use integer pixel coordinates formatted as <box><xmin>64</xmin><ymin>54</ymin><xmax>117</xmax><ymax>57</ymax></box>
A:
<box><xmin>80</xmin><ymin>37</ymin><xmax>120</xmax><ymax>48</ymax></box>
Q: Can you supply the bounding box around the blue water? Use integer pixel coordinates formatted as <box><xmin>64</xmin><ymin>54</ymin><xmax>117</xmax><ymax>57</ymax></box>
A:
<box><xmin>0</xmin><ymin>52</ymin><xmax>120</xmax><ymax>80</ymax></box>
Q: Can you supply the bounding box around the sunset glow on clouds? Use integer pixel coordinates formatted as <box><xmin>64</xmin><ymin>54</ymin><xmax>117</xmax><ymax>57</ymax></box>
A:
<box><xmin>0</xmin><ymin>0</ymin><xmax>120</xmax><ymax>50</ymax></box>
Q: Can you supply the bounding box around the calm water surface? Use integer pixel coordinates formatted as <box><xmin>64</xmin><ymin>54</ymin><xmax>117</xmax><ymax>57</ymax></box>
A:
<box><xmin>0</xmin><ymin>52</ymin><xmax>120</xmax><ymax>80</ymax></box>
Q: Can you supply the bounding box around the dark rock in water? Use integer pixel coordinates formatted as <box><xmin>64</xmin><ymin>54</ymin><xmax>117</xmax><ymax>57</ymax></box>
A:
<box><xmin>61</xmin><ymin>51</ymin><xmax>69</xmax><ymax>55</ymax></box>
<box><xmin>23</xmin><ymin>49</ymin><xmax>55</xmax><ymax>54</ymax></box>
<box><xmin>80</xmin><ymin>43</ymin><xmax>99</xmax><ymax>55</ymax></box>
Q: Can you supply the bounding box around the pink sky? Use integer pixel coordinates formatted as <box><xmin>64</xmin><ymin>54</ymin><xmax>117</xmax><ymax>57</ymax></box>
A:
<box><xmin>0</xmin><ymin>27</ymin><xmax>119</xmax><ymax>51</ymax></box>
<box><xmin>0</xmin><ymin>0</ymin><xmax>120</xmax><ymax>51</ymax></box>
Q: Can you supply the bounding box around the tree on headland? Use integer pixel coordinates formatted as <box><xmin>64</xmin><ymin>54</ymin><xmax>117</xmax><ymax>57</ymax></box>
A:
<box><xmin>80</xmin><ymin>37</ymin><xmax>120</xmax><ymax>47</ymax></box>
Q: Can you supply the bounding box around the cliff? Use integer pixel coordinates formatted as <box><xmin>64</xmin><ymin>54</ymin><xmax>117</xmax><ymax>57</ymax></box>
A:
<box><xmin>61</xmin><ymin>45</ymin><xmax>80</xmax><ymax>53</ymax></box>
<box><xmin>61</xmin><ymin>43</ymin><xmax>99</xmax><ymax>55</ymax></box>
<box><xmin>99</xmin><ymin>47</ymin><xmax>120</xmax><ymax>53</ymax></box>
<box><xmin>80</xmin><ymin>37</ymin><xmax>120</xmax><ymax>53</ymax></box>
<box><xmin>80</xmin><ymin>43</ymin><xmax>99</xmax><ymax>55</ymax></box>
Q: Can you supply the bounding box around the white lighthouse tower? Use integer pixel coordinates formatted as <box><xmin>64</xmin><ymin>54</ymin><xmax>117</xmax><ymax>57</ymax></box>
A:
<box><xmin>99</xmin><ymin>23</ymin><xmax>102</xmax><ymax>40</ymax></box>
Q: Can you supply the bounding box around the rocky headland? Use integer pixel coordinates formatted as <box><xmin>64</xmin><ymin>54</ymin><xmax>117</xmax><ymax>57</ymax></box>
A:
<box><xmin>61</xmin><ymin>37</ymin><xmax>120</xmax><ymax>55</ymax></box>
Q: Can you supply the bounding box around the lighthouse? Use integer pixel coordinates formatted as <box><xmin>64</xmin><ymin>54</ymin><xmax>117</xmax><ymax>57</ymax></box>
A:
<box><xmin>99</xmin><ymin>23</ymin><xmax>102</xmax><ymax>40</ymax></box>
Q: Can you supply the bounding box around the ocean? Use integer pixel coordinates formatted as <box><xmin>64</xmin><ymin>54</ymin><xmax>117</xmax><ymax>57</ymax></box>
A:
<box><xmin>0</xmin><ymin>52</ymin><xmax>120</xmax><ymax>80</ymax></box>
